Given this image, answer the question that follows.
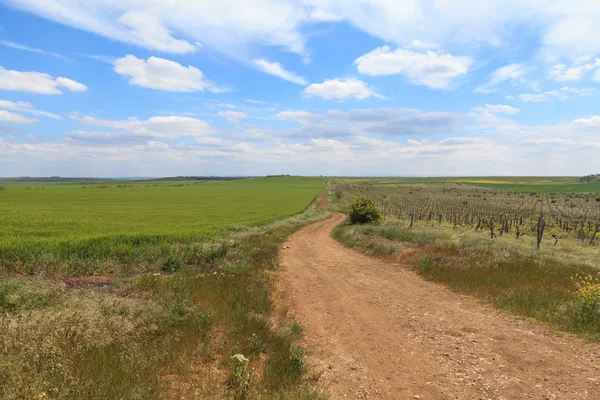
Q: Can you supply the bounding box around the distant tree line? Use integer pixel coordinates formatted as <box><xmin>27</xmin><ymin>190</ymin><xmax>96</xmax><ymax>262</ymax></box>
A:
<box><xmin>581</xmin><ymin>174</ymin><xmax>600</xmax><ymax>183</ymax></box>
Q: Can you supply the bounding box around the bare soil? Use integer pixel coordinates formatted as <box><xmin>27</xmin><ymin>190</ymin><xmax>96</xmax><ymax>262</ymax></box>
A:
<box><xmin>276</xmin><ymin>213</ymin><xmax>600</xmax><ymax>399</ymax></box>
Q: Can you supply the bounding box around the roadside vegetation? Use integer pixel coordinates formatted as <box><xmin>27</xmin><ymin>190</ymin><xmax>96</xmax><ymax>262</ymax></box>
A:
<box><xmin>0</xmin><ymin>177</ymin><xmax>327</xmax><ymax>399</ymax></box>
<box><xmin>330</xmin><ymin>182</ymin><xmax>600</xmax><ymax>341</ymax></box>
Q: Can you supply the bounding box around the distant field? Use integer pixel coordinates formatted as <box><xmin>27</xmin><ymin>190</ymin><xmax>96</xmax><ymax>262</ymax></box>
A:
<box><xmin>468</xmin><ymin>182</ymin><xmax>600</xmax><ymax>193</ymax></box>
<box><xmin>0</xmin><ymin>176</ymin><xmax>325</xmax><ymax>271</ymax></box>
<box><xmin>332</xmin><ymin>176</ymin><xmax>600</xmax><ymax>193</ymax></box>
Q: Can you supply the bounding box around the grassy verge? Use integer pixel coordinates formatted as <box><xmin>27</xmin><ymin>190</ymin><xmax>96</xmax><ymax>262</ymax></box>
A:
<box><xmin>0</xmin><ymin>208</ymin><xmax>329</xmax><ymax>399</ymax></box>
<box><xmin>332</xmin><ymin>218</ymin><xmax>600</xmax><ymax>341</ymax></box>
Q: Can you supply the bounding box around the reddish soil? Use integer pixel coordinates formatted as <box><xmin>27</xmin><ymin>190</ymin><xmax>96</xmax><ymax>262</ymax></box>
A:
<box><xmin>276</xmin><ymin>213</ymin><xmax>600</xmax><ymax>399</ymax></box>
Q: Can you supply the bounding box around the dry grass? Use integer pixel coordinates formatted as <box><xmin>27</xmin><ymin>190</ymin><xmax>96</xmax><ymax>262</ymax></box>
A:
<box><xmin>332</xmin><ymin>217</ymin><xmax>600</xmax><ymax>342</ymax></box>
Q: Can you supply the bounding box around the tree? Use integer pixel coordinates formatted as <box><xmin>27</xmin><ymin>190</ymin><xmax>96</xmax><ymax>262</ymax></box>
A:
<box><xmin>349</xmin><ymin>196</ymin><xmax>384</xmax><ymax>224</ymax></box>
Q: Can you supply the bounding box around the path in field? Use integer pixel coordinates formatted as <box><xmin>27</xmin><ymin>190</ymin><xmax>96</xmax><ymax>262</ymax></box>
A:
<box><xmin>277</xmin><ymin>213</ymin><xmax>600</xmax><ymax>399</ymax></box>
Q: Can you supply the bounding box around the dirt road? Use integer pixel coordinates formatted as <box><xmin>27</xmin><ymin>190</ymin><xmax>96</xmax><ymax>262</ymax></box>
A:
<box><xmin>277</xmin><ymin>213</ymin><xmax>600</xmax><ymax>399</ymax></box>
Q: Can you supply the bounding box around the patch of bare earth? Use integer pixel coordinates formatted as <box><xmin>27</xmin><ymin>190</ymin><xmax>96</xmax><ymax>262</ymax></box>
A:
<box><xmin>275</xmin><ymin>213</ymin><xmax>600</xmax><ymax>399</ymax></box>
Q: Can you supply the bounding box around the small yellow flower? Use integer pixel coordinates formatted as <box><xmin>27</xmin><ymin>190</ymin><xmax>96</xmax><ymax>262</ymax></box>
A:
<box><xmin>39</xmin><ymin>392</ymin><xmax>47</xmax><ymax>399</ymax></box>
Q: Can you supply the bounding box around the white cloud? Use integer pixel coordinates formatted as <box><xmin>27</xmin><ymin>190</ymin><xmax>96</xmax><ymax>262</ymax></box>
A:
<box><xmin>5</xmin><ymin>110</ymin><xmax>600</xmax><ymax>177</ymax></box>
<box><xmin>276</xmin><ymin>110</ymin><xmax>323</xmax><ymax>125</ymax></box>
<box><xmin>0</xmin><ymin>110</ymin><xmax>39</xmax><ymax>124</ymax></box>
<box><xmin>114</xmin><ymin>55</ymin><xmax>218</xmax><ymax>92</ymax></box>
<box><xmin>218</xmin><ymin>110</ymin><xmax>247</xmax><ymax>123</ymax></box>
<box><xmin>0</xmin><ymin>100</ymin><xmax>61</xmax><ymax>119</ymax></box>
<box><xmin>69</xmin><ymin>113</ymin><xmax>213</xmax><ymax>140</ymax></box>
<box><xmin>548</xmin><ymin>58</ymin><xmax>600</xmax><ymax>81</ymax></box>
<box><xmin>474</xmin><ymin>63</ymin><xmax>532</xmax><ymax>94</ymax></box>
<box><xmin>308</xmin><ymin>1</ymin><xmax>600</xmax><ymax>62</ymax></box>
<box><xmin>142</xmin><ymin>141</ymin><xmax>169</xmax><ymax>151</ymax></box>
<box><xmin>7</xmin><ymin>0</ymin><xmax>600</xmax><ymax>65</ymax></box>
<box><xmin>521</xmin><ymin>138</ymin><xmax>574</xmax><ymax>145</ymax></box>
<box><xmin>569</xmin><ymin>115</ymin><xmax>600</xmax><ymax>130</ymax></box>
<box><xmin>276</xmin><ymin>107</ymin><xmax>458</xmax><ymax>138</ymax></box>
<box><xmin>148</xmin><ymin>116</ymin><xmax>213</xmax><ymax>136</ymax></box>
<box><xmin>407</xmin><ymin>40</ymin><xmax>439</xmax><ymax>50</ymax></box>
<box><xmin>303</xmin><ymin>78</ymin><xmax>381</xmax><ymax>100</ymax></box>
<box><xmin>253</xmin><ymin>59</ymin><xmax>307</xmax><ymax>85</ymax></box>
<box><xmin>308</xmin><ymin>9</ymin><xmax>343</xmax><ymax>22</ymax></box>
<box><xmin>481</xmin><ymin>104</ymin><xmax>520</xmax><ymax>115</ymax></box>
<box><xmin>56</xmin><ymin>77</ymin><xmax>88</xmax><ymax>92</ymax></box>
<box><xmin>3</xmin><ymin>0</ymin><xmax>309</xmax><ymax>57</ymax></box>
<box><xmin>117</xmin><ymin>9</ymin><xmax>197</xmax><ymax>54</ymax></box>
<box><xmin>468</xmin><ymin>104</ymin><xmax>520</xmax><ymax>124</ymax></box>
<box><xmin>0</xmin><ymin>67</ymin><xmax>87</xmax><ymax>94</ymax></box>
<box><xmin>355</xmin><ymin>46</ymin><xmax>471</xmax><ymax>89</ymax></box>
<box><xmin>0</xmin><ymin>39</ymin><xmax>66</xmax><ymax>59</ymax></box>
<box><xmin>518</xmin><ymin>86</ymin><xmax>594</xmax><ymax>102</ymax></box>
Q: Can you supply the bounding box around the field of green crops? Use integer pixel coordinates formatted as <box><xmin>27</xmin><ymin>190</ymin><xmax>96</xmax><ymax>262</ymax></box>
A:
<box><xmin>0</xmin><ymin>176</ymin><xmax>325</xmax><ymax>273</ymax></box>
<box><xmin>1</xmin><ymin>176</ymin><xmax>328</xmax><ymax>399</ymax></box>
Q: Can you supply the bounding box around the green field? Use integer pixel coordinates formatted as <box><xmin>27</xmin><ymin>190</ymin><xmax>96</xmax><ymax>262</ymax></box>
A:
<box><xmin>0</xmin><ymin>176</ymin><xmax>328</xmax><ymax>399</ymax></box>
<box><xmin>0</xmin><ymin>177</ymin><xmax>325</xmax><ymax>273</ymax></box>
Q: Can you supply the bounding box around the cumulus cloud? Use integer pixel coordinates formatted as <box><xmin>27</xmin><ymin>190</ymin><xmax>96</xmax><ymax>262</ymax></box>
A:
<box><xmin>114</xmin><ymin>55</ymin><xmax>220</xmax><ymax>92</ymax></box>
<box><xmin>303</xmin><ymin>79</ymin><xmax>381</xmax><ymax>100</ymax></box>
<box><xmin>569</xmin><ymin>115</ymin><xmax>600</xmax><ymax>130</ymax></box>
<box><xmin>355</xmin><ymin>46</ymin><xmax>471</xmax><ymax>89</ymax></box>
<box><xmin>0</xmin><ymin>67</ymin><xmax>88</xmax><ymax>94</ymax></box>
<box><xmin>253</xmin><ymin>59</ymin><xmax>307</xmax><ymax>85</ymax></box>
<box><xmin>68</xmin><ymin>113</ymin><xmax>213</xmax><ymax>141</ymax></box>
<box><xmin>218</xmin><ymin>111</ymin><xmax>247</xmax><ymax>123</ymax></box>
<box><xmin>518</xmin><ymin>86</ymin><xmax>594</xmax><ymax>102</ymax></box>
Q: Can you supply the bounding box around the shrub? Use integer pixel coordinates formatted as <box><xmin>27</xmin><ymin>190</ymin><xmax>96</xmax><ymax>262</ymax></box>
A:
<box><xmin>162</xmin><ymin>255</ymin><xmax>184</xmax><ymax>273</ymax></box>
<box><xmin>348</xmin><ymin>196</ymin><xmax>383</xmax><ymax>224</ymax></box>
<box><xmin>334</xmin><ymin>190</ymin><xmax>343</xmax><ymax>200</ymax></box>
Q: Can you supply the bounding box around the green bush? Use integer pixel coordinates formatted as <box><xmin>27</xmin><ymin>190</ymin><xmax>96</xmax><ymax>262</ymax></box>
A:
<box><xmin>349</xmin><ymin>196</ymin><xmax>383</xmax><ymax>224</ymax></box>
<box><xmin>162</xmin><ymin>255</ymin><xmax>184</xmax><ymax>272</ymax></box>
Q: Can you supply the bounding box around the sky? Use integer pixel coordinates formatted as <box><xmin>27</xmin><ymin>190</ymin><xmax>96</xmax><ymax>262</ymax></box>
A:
<box><xmin>0</xmin><ymin>1</ymin><xmax>599</xmax><ymax>177</ymax></box>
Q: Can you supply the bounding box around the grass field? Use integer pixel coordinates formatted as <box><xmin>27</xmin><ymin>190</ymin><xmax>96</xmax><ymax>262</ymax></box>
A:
<box><xmin>0</xmin><ymin>176</ymin><xmax>328</xmax><ymax>399</ymax></box>
<box><xmin>0</xmin><ymin>177</ymin><xmax>324</xmax><ymax>274</ymax></box>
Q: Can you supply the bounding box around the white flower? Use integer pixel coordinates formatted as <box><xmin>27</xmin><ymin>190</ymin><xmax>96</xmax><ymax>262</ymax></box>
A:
<box><xmin>231</xmin><ymin>354</ymin><xmax>249</xmax><ymax>363</ymax></box>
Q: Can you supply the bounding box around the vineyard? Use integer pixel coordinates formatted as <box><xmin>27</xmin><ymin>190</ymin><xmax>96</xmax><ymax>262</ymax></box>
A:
<box><xmin>335</xmin><ymin>183</ymin><xmax>600</xmax><ymax>249</ymax></box>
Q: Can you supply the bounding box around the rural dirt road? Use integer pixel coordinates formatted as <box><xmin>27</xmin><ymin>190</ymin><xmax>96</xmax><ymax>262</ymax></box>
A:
<box><xmin>276</xmin><ymin>213</ymin><xmax>600</xmax><ymax>399</ymax></box>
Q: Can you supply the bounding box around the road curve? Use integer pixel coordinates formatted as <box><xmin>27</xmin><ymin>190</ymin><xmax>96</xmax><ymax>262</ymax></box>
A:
<box><xmin>276</xmin><ymin>213</ymin><xmax>600</xmax><ymax>399</ymax></box>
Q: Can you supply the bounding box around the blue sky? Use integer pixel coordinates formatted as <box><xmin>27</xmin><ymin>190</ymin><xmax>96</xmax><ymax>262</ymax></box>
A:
<box><xmin>0</xmin><ymin>0</ymin><xmax>599</xmax><ymax>177</ymax></box>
